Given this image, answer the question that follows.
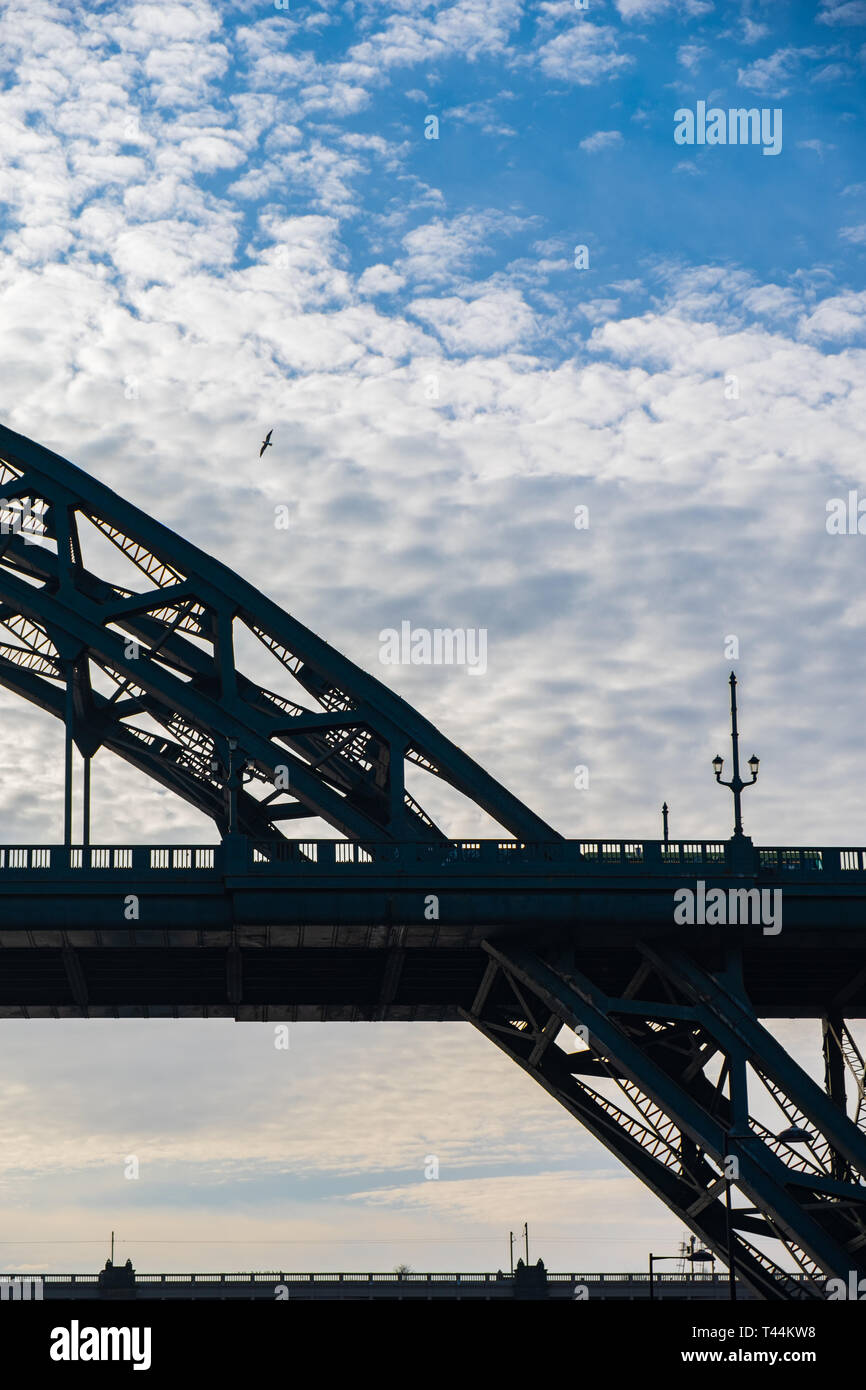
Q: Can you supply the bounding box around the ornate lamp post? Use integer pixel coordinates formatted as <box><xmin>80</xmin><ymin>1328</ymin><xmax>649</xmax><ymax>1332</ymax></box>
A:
<box><xmin>712</xmin><ymin>672</ymin><xmax>759</xmax><ymax>839</ymax></box>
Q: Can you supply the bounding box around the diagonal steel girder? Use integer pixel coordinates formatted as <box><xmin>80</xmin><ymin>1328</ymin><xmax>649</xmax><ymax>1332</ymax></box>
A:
<box><xmin>0</xmin><ymin>537</ymin><xmax>392</xmax><ymax>784</ymax></box>
<box><xmin>463</xmin><ymin>940</ymin><xmax>866</xmax><ymax>1299</ymax></box>
<box><xmin>462</xmin><ymin>960</ymin><xmax>809</xmax><ymax>1301</ymax></box>
<box><xmin>642</xmin><ymin>945</ymin><xmax>866</xmax><ymax>1188</ymax></box>
<box><xmin>0</xmin><ymin>541</ymin><xmax>402</xmax><ymax>838</ymax></box>
<box><xmin>0</xmin><ymin>647</ymin><xmax>285</xmax><ymax>839</ymax></box>
<box><xmin>0</xmin><ymin>559</ymin><xmax>397</xmax><ymax>843</ymax></box>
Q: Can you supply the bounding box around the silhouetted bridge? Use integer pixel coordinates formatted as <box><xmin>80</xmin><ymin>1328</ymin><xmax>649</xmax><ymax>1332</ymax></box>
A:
<box><xmin>0</xmin><ymin>1269</ymin><xmax>758</xmax><ymax>1301</ymax></box>
<box><xmin>1</xmin><ymin>422</ymin><xmax>866</xmax><ymax>1302</ymax></box>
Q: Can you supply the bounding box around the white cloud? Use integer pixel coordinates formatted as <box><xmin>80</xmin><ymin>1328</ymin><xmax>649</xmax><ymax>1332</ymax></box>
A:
<box><xmin>345</xmin><ymin>0</ymin><xmax>522</xmax><ymax>72</ymax></box>
<box><xmin>579</xmin><ymin>129</ymin><xmax>623</xmax><ymax>153</ymax></box>
<box><xmin>740</xmin><ymin>284</ymin><xmax>801</xmax><ymax>319</ymax></box>
<box><xmin>103</xmin><ymin>1</ymin><xmax>220</xmax><ymax>50</ymax></box>
<box><xmin>677</xmin><ymin>42</ymin><xmax>707</xmax><ymax>70</ymax></box>
<box><xmin>534</xmin><ymin>23</ymin><xmax>633</xmax><ymax>85</ymax></box>
<box><xmin>673</xmin><ymin>159</ymin><xmax>704</xmax><ymax>176</ymax></box>
<box><xmin>444</xmin><ymin>94</ymin><xmax>518</xmax><ymax>137</ymax></box>
<box><xmin>737</xmin><ymin>47</ymin><xmax>813</xmax><ymax>96</ymax></box>
<box><xmin>739</xmin><ymin>17</ymin><xmax>770</xmax><ymax>44</ymax></box>
<box><xmin>166</xmin><ymin>130</ymin><xmax>247</xmax><ymax>172</ymax></box>
<box><xmin>408</xmin><ymin>285</ymin><xmax>537</xmax><ymax>351</ymax></box>
<box><xmin>797</xmin><ymin>138</ymin><xmax>836</xmax><ymax>156</ymax></box>
<box><xmin>614</xmin><ymin>0</ymin><xmax>712</xmax><ymax>17</ymax></box>
<box><xmin>109</xmin><ymin>218</ymin><xmax>240</xmax><ymax>283</ymax></box>
<box><xmin>578</xmin><ymin>297</ymin><xmax>622</xmax><ymax>323</ymax></box>
<box><xmin>358</xmin><ymin>263</ymin><xmax>407</xmax><ymax>295</ymax></box>
<box><xmin>142</xmin><ymin>41</ymin><xmax>230</xmax><ymax>108</ymax></box>
<box><xmin>811</xmin><ymin>61</ymin><xmax>854</xmax><ymax>82</ymax></box>
<box><xmin>301</xmin><ymin>81</ymin><xmax>371</xmax><ymax>116</ymax></box>
<box><xmin>535</xmin><ymin>0</ymin><xmax>577</xmax><ymax>25</ymax></box>
<box><xmin>248</xmin><ymin>141</ymin><xmax>368</xmax><ymax>216</ymax></box>
<box><xmin>798</xmin><ymin>289</ymin><xmax>866</xmax><ymax>340</ymax></box>
<box><xmin>340</xmin><ymin>131</ymin><xmax>410</xmax><ymax>169</ymax></box>
<box><xmin>817</xmin><ymin>0</ymin><xmax>866</xmax><ymax>24</ymax></box>
<box><xmin>399</xmin><ymin>211</ymin><xmax>531</xmax><ymax>286</ymax></box>
<box><xmin>615</xmin><ymin>0</ymin><xmax>672</xmax><ymax>15</ymax></box>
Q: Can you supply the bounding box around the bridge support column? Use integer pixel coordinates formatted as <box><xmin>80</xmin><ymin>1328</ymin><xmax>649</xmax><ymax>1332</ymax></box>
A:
<box><xmin>82</xmin><ymin>752</ymin><xmax>91</xmax><ymax>848</ymax></box>
<box><xmin>63</xmin><ymin>660</ymin><xmax>74</xmax><ymax>849</ymax></box>
<box><xmin>822</xmin><ymin>1015</ymin><xmax>849</xmax><ymax>1182</ymax></box>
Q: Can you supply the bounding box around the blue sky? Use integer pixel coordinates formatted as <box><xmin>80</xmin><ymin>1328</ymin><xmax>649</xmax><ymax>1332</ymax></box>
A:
<box><xmin>0</xmin><ymin>0</ymin><xmax>865</xmax><ymax>1277</ymax></box>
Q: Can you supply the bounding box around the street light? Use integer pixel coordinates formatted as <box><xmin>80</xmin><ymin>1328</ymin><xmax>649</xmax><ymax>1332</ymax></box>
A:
<box><xmin>648</xmin><ymin>1247</ymin><xmax>714</xmax><ymax>1300</ymax></box>
<box><xmin>713</xmin><ymin>672</ymin><xmax>759</xmax><ymax>838</ymax></box>
<box><xmin>777</xmin><ymin>1125</ymin><xmax>813</xmax><ymax>1144</ymax></box>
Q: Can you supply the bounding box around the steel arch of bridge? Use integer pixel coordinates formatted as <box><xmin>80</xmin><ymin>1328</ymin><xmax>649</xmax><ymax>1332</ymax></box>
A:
<box><xmin>0</xmin><ymin>423</ymin><xmax>555</xmax><ymax>845</ymax></box>
<box><xmin>2</xmin><ymin>422</ymin><xmax>866</xmax><ymax>1301</ymax></box>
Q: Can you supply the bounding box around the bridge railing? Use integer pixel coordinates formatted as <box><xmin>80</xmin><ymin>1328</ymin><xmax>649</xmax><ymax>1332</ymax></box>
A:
<box><xmin>246</xmin><ymin>840</ymin><xmax>856</xmax><ymax>875</ymax></box>
<box><xmin>0</xmin><ymin>847</ymin><xmax>218</xmax><ymax>873</ymax></box>
<box><xmin>7</xmin><ymin>1269</ymin><xmax>811</xmax><ymax>1287</ymax></box>
<box><xmin>248</xmin><ymin>839</ymin><xmax>739</xmax><ymax>869</ymax></box>
<box><xmin>0</xmin><ymin>842</ymin><xmax>861</xmax><ymax>876</ymax></box>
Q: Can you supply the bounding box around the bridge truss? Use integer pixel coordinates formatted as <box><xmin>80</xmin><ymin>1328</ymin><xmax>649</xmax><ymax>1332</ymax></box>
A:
<box><xmin>0</xmin><ymin>424</ymin><xmax>554</xmax><ymax>847</ymax></box>
<box><xmin>465</xmin><ymin>942</ymin><xmax>866</xmax><ymax>1301</ymax></box>
<box><xmin>1</xmin><ymin>422</ymin><xmax>866</xmax><ymax>1301</ymax></box>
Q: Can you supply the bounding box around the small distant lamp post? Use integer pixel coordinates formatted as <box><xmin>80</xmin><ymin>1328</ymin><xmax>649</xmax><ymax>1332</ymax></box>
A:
<box><xmin>712</xmin><ymin>672</ymin><xmax>759</xmax><ymax>838</ymax></box>
<box><xmin>662</xmin><ymin>802</ymin><xmax>669</xmax><ymax>846</ymax></box>
<box><xmin>649</xmin><ymin>1247</ymin><xmax>714</xmax><ymax>1300</ymax></box>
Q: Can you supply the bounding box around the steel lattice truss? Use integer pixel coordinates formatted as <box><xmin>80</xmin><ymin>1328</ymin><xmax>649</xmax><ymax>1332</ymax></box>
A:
<box><xmin>0</xmin><ymin>424</ymin><xmax>556</xmax><ymax>843</ymax></box>
<box><xmin>463</xmin><ymin>942</ymin><xmax>866</xmax><ymax>1300</ymax></box>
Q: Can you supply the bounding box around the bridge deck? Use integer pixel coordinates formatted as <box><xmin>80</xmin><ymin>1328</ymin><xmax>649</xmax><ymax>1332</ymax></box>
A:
<box><xmin>1</xmin><ymin>839</ymin><xmax>865</xmax><ymax>1020</ymax></box>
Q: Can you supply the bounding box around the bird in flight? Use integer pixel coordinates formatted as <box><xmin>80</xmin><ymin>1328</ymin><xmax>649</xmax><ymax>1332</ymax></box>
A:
<box><xmin>259</xmin><ymin>429</ymin><xmax>274</xmax><ymax>458</ymax></box>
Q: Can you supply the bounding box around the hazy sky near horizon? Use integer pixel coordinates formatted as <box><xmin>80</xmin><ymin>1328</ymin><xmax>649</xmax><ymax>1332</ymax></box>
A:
<box><xmin>0</xmin><ymin>0</ymin><xmax>864</xmax><ymax>1274</ymax></box>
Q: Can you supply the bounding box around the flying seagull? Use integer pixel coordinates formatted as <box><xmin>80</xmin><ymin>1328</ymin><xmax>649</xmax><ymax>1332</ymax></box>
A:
<box><xmin>259</xmin><ymin>429</ymin><xmax>274</xmax><ymax>458</ymax></box>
